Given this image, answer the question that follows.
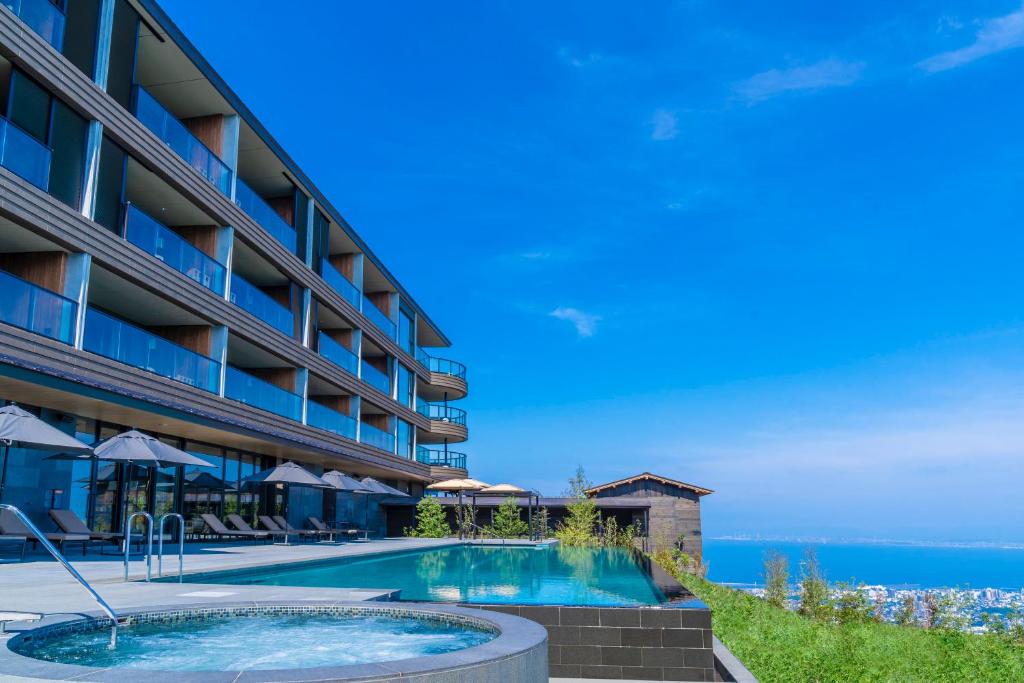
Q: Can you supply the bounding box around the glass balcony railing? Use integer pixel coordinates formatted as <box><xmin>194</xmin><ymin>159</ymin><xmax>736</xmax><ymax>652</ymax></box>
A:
<box><xmin>362</xmin><ymin>295</ymin><xmax>397</xmax><ymax>340</ymax></box>
<box><xmin>133</xmin><ymin>86</ymin><xmax>233</xmax><ymax>196</ymax></box>
<box><xmin>234</xmin><ymin>178</ymin><xmax>296</xmax><ymax>253</ymax></box>
<box><xmin>360</xmin><ymin>422</ymin><xmax>395</xmax><ymax>453</ymax></box>
<box><xmin>426</xmin><ymin>355</ymin><xmax>466</xmax><ymax>379</ymax></box>
<box><xmin>360</xmin><ymin>359</ymin><xmax>391</xmax><ymax>395</ymax></box>
<box><xmin>230</xmin><ymin>273</ymin><xmax>293</xmax><ymax>337</ymax></box>
<box><xmin>416</xmin><ymin>400</ymin><xmax>467</xmax><ymax>426</ymax></box>
<box><xmin>416</xmin><ymin>447</ymin><xmax>467</xmax><ymax>470</ymax></box>
<box><xmin>3</xmin><ymin>0</ymin><xmax>65</xmax><ymax>50</ymax></box>
<box><xmin>83</xmin><ymin>307</ymin><xmax>220</xmax><ymax>392</ymax></box>
<box><xmin>124</xmin><ymin>204</ymin><xmax>226</xmax><ymax>295</ymax></box>
<box><xmin>306</xmin><ymin>400</ymin><xmax>357</xmax><ymax>440</ymax></box>
<box><xmin>224</xmin><ymin>365</ymin><xmax>302</xmax><ymax>421</ymax></box>
<box><xmin>0</xmin><ymin>269</ymin><xmax>76</xmax><ymax>344</ymax></box>
<box><xmin>320</xmin><ymin>258</ymin><xmax>361</xmax><ymax>309</ymax></box>
<box><xmin>415</xmin><ymin>346</ymin><xmax>431</xmax><ymax>370</ymax></box>
<box><xmin>0</xmin><ymin>115</ymin><xmax>51</xmax><ymax>190</ymax></box>
<box><xmin>318</xmin><ymin>331</ymin><xmax>358</xmax><ymax>376</ymax></box>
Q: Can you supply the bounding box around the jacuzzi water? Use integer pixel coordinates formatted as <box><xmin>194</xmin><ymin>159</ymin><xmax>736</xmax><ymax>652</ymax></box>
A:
<box><xmin>15</xmin><ymin>612</ymin><xmax>495</xmax><ymax>671</ymax></box>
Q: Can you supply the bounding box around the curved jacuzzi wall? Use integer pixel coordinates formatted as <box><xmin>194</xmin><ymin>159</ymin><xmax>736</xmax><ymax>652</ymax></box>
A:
<box><xmin>0</xmin><ymin>601</ymin><xmax>549</xmax><ymax>682</ymax></box>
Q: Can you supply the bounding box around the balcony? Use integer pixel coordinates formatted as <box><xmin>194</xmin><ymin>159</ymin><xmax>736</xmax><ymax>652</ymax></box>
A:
<box><xmin>124</xmin><ymin>204</ymin><xmax>226</xmax><ymax>295</ymax></box>
<box><xmin>306</xmin><ymin>400</ymin><xmax>357</xmax><ymax>440</ymax></box>
<box><xmin>2</xmin><ymin>0</ymin><xmax>64</xmax><ymax>50</ymax></box>
<box><xmin>417</xmin><ymin>349</ymin><xmax>468</xmax><ymax>401</ymax></box>
<box><xmin>416</xmin><ymin>400</ymin><xmax>468</xmax><ymax>444</ymax></box>
<box><xmin>416</xmin><ymin>447</ymin><xmax>467</xmax><ymax>470</ymax></box>
<box><xmin>360</xmin><ymin>422</ymin><xmax>395</xmax><ymax>453</ymax></box>
<box><xmin>0</xmin><ymin>115</ymin><xmax>51</xmax><ymax>190</ymax></box>
<box><xmin>321</xmin><ymin>258</ymin><xmax>361</xmax><ymax>309</ymax></box>
<box><xmin>234</xmin><ymin>178</ymin><xmax>296</xmax><ymax>253</ymax></box>
<box><xmin>223</xmin><ymin>365</ymin><xmax>302</xmax><ymax>421</ymax></box>
<box><xmin>82</xmin><ymin>308</ymin><xmax>220</xmax><ymax>392</ymax></box>
<box><xmin>318</xmin><ymin>331</ymin><xmax>358</xmax><ymax>376</ymax></box>
<box><xmin>229</xmin><ymin>273</ymin><xmax>293</xmax><ymax>337</ymax></box>
<box><xmin>133</xmin><ymin>86</ymin><xmax>233</xmax><ymax>196</ymax></box>
<box><xmin>360</xmin><ymin>359</ymin><xmax>391</xmax><ymax>396</ymax></box>
<box><xmin>362</xmin><ymin>296</ymin><xmax>396</xmax><ymax>340</ymax></box>
<box><xmin>0</xmin><ymin>269</ymin><xmax>76</xmax><ymax>344</ymax></box>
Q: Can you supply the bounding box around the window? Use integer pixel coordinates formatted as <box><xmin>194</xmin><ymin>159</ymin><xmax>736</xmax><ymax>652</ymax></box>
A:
<box><xmin>398</xmin><ymin>307</ymin><xmax>415</xmax><ymax>354</ymax></box>
<box><xmin>396</xmin><ymin>363</ymin><xmax>414</xmax><ymax>408</ymax></box>
<box><xmin>396</xmin><ymin>419</ymin><xmax>414</xmax><ymax>459</ymax></box>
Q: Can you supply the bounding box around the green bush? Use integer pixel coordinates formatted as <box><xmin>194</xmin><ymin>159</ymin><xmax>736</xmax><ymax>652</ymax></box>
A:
<box><xmin>405</xmin><ymin>496</ymin><xmax>450</xmax><ymax>538</ymax></box>
<box><xmin>485</xmin><ymin>497</ymin><xmax>529</xmax><ymax>538</ymax></box>
<box><xmin>653</xmin><ymin>553</ymin><xmax>1024</xmax><ymax>682</ymax></box>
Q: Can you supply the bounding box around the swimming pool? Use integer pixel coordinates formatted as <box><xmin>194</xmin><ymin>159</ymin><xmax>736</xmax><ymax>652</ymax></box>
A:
<box><xmin>180</xmin><ymin>544</ymin><xmax>667</xmax><ymax>607</ymax></box>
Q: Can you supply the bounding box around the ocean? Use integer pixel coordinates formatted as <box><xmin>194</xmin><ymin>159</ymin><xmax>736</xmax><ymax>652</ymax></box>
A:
<box><xmin>703</xmin><ymin>539</ymin><xmax>1024</xmax><ymax>590</ymax></box>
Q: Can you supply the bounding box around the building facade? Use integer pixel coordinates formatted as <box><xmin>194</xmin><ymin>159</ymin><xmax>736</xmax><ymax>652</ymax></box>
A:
<box><xmin>0</xmin><ymin>0</ymin><xmax>468</xmax><ymax>537</ymax></box>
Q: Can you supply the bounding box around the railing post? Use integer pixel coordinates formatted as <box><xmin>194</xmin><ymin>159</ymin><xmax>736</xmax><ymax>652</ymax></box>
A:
<box><xmin>123</xmin><ymin>511</ymin><xmax>153</xmax><ymax>582</ymax></box>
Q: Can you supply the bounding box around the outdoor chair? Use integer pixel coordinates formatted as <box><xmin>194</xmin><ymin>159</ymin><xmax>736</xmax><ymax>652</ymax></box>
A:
<box><xmin>200</xmin><ymin>514</ymin><xmax>268</xmax><ymax>542</ymax></box>
<box><xmin>49</xmin><ymin>509</ymin><xmax>123</xmax><ymax>552</ymax></box>
<box><xmin>0</xmin><ymin>510</ymin><xmax>90</xmax><ymax>555</ymax></box>
<box><xmin>258</xmin><ymin>515</ymin><xmax>313</xmax><ymax>541</ymax></box>
<box><xmin>274</xmin><ymin>514</ymin><xmax>330</xmax><ymax>540</ymax></box>
<box><xmin>0</xmin><ymin>531</ymin><xmax>27</xmax><ymax>561</ymax></box>
<box><xmin>227</xmin><ymin>514</ymin><xmax>282</xmax><ymax>541</ymax></box>
<box><xmin>309</xmin><ymin>516</ymin><xmax>364</xmax><ymax>541</ymax></box>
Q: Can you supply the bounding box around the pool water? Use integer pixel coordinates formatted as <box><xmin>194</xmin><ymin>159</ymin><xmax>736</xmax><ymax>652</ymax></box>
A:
<box><xmin>182</xmin><ymin>545</ymin><xmax>667</xmax><ymax>606</ymax></box>
<box><xmin>17</xmin><ymin>613</ymin><xmax>494</xmax><ymax>671</ymax></box>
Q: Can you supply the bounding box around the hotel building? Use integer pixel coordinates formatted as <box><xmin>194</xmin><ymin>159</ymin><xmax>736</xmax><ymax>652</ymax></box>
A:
<box><xmin>0</xmin><ymin>0</ymin><xmax>468</xmax><ymax>536</ymax></box>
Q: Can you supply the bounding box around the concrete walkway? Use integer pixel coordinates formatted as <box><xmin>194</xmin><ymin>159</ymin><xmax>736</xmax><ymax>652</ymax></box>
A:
<box><xmin>0</xmin><ymin>537</ymin><xmax>458</xmax><ymax>615</ymax></box>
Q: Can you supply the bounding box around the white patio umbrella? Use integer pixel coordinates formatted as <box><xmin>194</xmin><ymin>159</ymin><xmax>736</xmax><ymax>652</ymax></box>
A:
<box><xmin>426</xmin><ymin>478</ymin><xmax>489</xmax><ymax>539</ymax></box>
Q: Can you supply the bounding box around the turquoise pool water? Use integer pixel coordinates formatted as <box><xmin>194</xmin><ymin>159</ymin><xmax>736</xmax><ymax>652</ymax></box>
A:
<box><xmin>183</xmin><ymin>545</ymin><xmax>666</xmax><ymax>606</ymax></box>
<box><xmin>17</xmin><ymin>613</ymin><xmax>494</xmax><ymax>671</ymax></box>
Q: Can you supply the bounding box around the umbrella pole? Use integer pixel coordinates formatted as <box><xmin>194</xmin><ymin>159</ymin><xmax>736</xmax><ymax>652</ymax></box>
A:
<box><xmin>283</xmin><ymin>484</ymin><xmax>289</xmax><ymax>546</ymax></box>
<box><xmin>0</xmin><ymin>443</ymin><xmax>10</xmax><ymax>504</ymax></box>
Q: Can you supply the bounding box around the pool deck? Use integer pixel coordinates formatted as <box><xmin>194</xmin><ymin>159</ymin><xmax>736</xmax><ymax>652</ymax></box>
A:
<box><xmin>0</xmin><ymin>537</ymin><xmax>459</xmax><ymax>616</ymax></box>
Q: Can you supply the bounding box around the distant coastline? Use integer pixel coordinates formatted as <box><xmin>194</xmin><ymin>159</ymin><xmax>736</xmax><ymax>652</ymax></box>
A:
<box><xmin>711</xmin><ymin>536</ymin><xmax>1024</xmax><ymax>551</ymax></box>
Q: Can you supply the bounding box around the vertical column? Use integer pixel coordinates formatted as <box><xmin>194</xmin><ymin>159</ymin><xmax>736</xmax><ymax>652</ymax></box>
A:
<box><xmin>353</xmin><ymin>328</ymin><xmax>363</xmax><ymax>379</ymax></box>
<box><xmin>302</xmin><ymin>197</ymin><xmax>315</xmax><ymax>267</ymax></box>
<box><xmin>352</xmin><ymin>254</ymin><xmax>365</xmax><ymax>295</ymax></box>
<box><xmin>352</xmin><ymin>395</ymin><xmax>362</xmax><ymax>442</ymax></box>
<box><xmin>65</xmin><ymin>253</ymin><xmax>92</xmax><ymax>349</ymax></box>
<box><xmin>221</xmin><ymin>115</ymin><xmax>241</xmax><ymax>201</ymax></box>
<box><xmin>299</xmin><ymin>287</ymin><xmax>313</xmax><ymax>348</ymax></box>
<box><xmin>79</xmin><ymin>122</ymin><xmax>104</xmax><ymax>220</ymax></box>
<box><xmin>91</xmin><ymin>0</ymin><xmax>116</xmax><ymax>89</ymax></box>
<box><xmin>216</xmin><ymin>225</ymin><xmax>234</xmax><ymax>301</ymax></box>
<box><xmin>210</xmin><ymin>325</ymin><xmax>228</xmax><ymax>397</ymax></box>
<box><xmin>296</xmin><ymin>367</ymin><xmax>309</xmax><ymax>424</ymax></box>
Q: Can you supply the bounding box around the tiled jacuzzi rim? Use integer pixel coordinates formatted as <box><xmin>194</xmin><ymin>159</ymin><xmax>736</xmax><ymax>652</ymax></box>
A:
<box><xmin>0</xmin><ymin>601</ymin><xmax>548</xmax><ymax>682</ymax></box>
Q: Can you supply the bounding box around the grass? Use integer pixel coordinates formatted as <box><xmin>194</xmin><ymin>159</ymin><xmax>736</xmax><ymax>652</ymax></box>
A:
<box><xmin>656</xmin><ymin>560</ymin><xmax>1024</xmax><ymax>683</ymax></box>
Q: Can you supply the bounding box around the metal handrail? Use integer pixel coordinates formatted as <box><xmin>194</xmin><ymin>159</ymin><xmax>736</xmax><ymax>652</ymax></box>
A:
<box><xmin>0</xmin><ymin>504</ymin><xmax>119</xmax><ymax>646</ymax></box>
<box><xmin>123</xmin><ymin>511</ymin><xmax>153</xmax><ymax>582</ymax></box>
<box><xmin>157</xmin><ymin>513</ymin><xmax>184</xmax><ymax>582</ymax></box>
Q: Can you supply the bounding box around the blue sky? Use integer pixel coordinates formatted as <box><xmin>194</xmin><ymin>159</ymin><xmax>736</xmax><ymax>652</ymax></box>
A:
<box><xmin>164</xmin><ymin>0</ymin><xmax>1024</xmax><ymax>542</ymax></box>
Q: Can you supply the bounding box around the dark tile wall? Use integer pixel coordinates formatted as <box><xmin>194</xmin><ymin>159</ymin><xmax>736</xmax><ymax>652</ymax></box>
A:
<box><xmin>473</xmin><ymin>604</ymin><xmax>714</xmax><ymax>681</ymax></box>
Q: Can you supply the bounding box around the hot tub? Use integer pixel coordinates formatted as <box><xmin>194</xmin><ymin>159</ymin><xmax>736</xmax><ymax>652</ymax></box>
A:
<box><xmin>0</xmin><ymin>601</ymin><xmax>548</xmax><ymax>682</ymax></box>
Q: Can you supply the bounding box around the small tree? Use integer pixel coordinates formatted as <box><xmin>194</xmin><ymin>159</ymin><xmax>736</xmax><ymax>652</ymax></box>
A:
<box><xmin>555</xmin><ymin>497</ymin><xmax>600</xmax><ymax>546</ymax></box>
<box><xmin>924</xmin><ymin>590</ymin><xmax>974</xmax><ymax>632</ymax></box>
<box><xmin>797</xmin><ymin>548</ymin><xmax>831</xmax><ymax>622</ymax></box>
<box><xmin>893</xmin><ymin>595</ymin><xmax>917</xmax><ymax>627</ymax></box>
<box><xmin>486</xmin><ymin>497</ymin><xmax>529</xmax><ymax>538</ymax></box>
<box><xmin>533</xmin><ymin>507</ymin><xmax>551</xmax><ymax>539</ymax></box>
<box><xmin>762</xmin><ymin>550</ymin><xmax>789</xmax><ymax>609</ymax></box>
<box><xmin>831</xmin><ymin>581</ymin><xmax>873</xmax><ymax>625</ymax></box>
<box><xmin>405</xmin><ymin>496</ymin><xmax>450</xmax><ymax>538</ymax></box>
<box><xmin>454</xmin><ymin>501</ymin><xmax>477</xmax><ymax>538</ymax></box>
<box><xmin>872</xmin><ymin>593</ymin><xmax>887</xmax><ymax>623</ymax></box>
<box><xmin>564</xmin><ymin>465</ymin><xmax>593</xmax><ymax>498</ymax></box>
<box><xmin>602</xmin><ymin>517</ymin><xmax>639</xmax><ymax>548</ymax></box>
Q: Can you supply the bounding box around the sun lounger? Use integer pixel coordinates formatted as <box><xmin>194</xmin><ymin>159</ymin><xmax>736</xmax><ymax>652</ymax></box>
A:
<box><xmin>199</xmin><ymin>514</ymin><xmax>267</xmax><ymax>542</ymax></box>
<box><xmin>308</xmin><ymin>516</ymin><xmax>361</xmax><ymax>541</ymax></box>
<box><xmin>0</xmin><ymin>510</ymin><xmax>90</xmax><ymax>555</ymax></box>
<box><xmin>49</xmin><ymin>510</ymin><xmax>123</xmax><ymax>550</ymax></box>
<box><xmin>227</xmin><ymin>514</ymin><xmax>280</xmax><ymax>540</ymax></box>
<box><xmin>273</xmin><ymin>515</ymin><xmax>328</xmax><ymax>541</ymax></box>
<box><xmin>259</xmin><ymin>515</ymin><xmax>315</xmax><ymax>541</ymax></box>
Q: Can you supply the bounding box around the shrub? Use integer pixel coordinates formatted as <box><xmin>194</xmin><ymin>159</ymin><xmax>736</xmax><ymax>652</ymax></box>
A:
<box><xmin>405</xmin><ymin>496</ymin><xmax>450</xmax><ymax>538</ymax></box>
<box><xmin>831</xmin><ymin>581</ymin><xmax>873</xmax><ymax>625</ymax></box>
<box><xmin>555</xmin><ymin>496</ymin><xmax>600</xmax><ymax>547</ymax></box>
<box><xmin>485</xmin><ymin>496</ymin><xmax>529</xmax><ymax>538</ymax></box>
<box><xmin>762</xmin><ymin>550</ymin><xmax>789</xmax><ymax>609</ymax></box>
<box><xmin>797</xmin><ymin>548</ymin><xmax>832</xmax><ymax>622</ymax></box>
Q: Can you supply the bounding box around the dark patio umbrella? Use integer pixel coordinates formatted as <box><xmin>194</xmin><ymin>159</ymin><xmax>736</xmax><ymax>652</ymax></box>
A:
<box><xmin>242</xmin><ymin>462</ymin><xmax>330</xmax><ymax>544</ymax></box>
<box><xmin>0</xmin><ymin>404</ymin><xmax>93</xmax><ymax>503</ymax></box>
<box><xmin>322</xmin><ymin>471</ymin><xmax>372</xmax><ymax>530</ymax></box>
<box><xmin>358</xmin><ymin>477</ymin><xmax>409</xmax><ymax>533</ymax></box>
<box><xmin>88</xmin><ymin>430</ymin><xmax>214</xmax><ymax>539</ymax></box>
